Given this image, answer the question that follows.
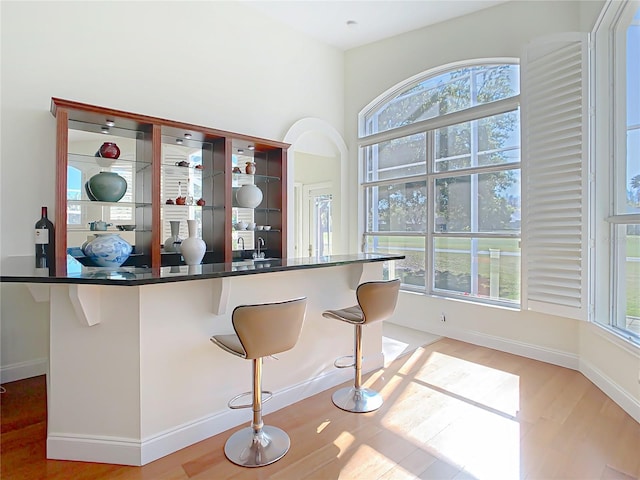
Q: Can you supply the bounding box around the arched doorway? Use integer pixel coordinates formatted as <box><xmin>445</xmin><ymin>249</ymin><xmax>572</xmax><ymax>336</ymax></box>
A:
<box><xmin>284</xmin><ymin>118</ymin><xmax>348</xmax><ymax>258</ymax></box>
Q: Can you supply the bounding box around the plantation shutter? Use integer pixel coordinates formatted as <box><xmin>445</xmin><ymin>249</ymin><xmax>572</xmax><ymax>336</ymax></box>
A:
<box><xmin>521</xmin><ymin>33</ymin><xmax>590</xmax><ymax>321</ymax></box>
<box><xmin>162</xmin><ymin>153</ymin><xmax>190</xmax><ymax>241</ymax></box>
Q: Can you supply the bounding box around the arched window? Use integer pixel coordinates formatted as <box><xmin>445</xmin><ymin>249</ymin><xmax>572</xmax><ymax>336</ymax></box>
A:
<box><xmin>359</xmin><ymin>62</ymin><xmax>521</xmax><ymax>306</ymax></box>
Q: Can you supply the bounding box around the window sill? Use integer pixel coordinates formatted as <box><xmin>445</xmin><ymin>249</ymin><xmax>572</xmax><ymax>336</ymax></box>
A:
<box><xmin>589</xmin><ymin>322</ymin><xmax>640</xmax><ymax>356</ymax></box>
<box><xmin>400</xmin><ymin>287</ymin><xmax>521</xmax><ymax>312</ymax></box>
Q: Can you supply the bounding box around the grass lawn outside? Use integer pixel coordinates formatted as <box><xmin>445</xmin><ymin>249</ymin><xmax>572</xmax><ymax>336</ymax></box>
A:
<box><xmin>369</xmin><ymin>234</ymin><xmax>639</xmax><ymax>316</ymax></box>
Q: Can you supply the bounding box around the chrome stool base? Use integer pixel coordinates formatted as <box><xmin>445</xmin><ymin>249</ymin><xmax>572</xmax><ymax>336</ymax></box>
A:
<box><xmin>332</xmin><ymin>386</ymin><xmax>383</xmax><ymax>413</ymax></box>
<box><xmin>224</xmin><ymin>425</ymin><xmax>291</xmax><ymax>467</ymax></box>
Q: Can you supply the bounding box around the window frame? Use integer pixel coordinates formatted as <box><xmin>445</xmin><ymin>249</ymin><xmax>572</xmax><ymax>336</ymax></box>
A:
<box><xmin>359</xmin><ymin>60</ymin><xmax>521</xmax><ymax>307</ymax></box>
<box><xmin>594</xmin><ymin>0</ymin><xmax>640</xmax><ymax>344</ymax></box>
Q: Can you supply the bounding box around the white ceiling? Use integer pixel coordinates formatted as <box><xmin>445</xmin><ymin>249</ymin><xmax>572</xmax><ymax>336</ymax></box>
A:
<box><xmin>241</xmin><ymin>0</ymin><xmax>509</xmax><ymax>50</ymax></box>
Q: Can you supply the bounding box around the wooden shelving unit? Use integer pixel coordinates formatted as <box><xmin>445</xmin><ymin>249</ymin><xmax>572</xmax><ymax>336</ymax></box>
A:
<box><xmin>51</xmin><ymin>97</ymin><xmax>288</xmax><ymax>274</ymax></box>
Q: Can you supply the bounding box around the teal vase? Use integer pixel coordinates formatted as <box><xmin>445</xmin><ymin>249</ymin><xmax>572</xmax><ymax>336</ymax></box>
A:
<box><xmin>86</xmin><ymin>171</ymin><xmax>127</xmax><ymax>202</ymax></box>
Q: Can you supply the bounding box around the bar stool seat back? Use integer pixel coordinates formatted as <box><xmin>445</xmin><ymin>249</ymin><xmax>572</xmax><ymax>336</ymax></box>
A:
<box><xmin>357</xmin><ymin>280</ymin><xmax>400</xmax><ymax>324</ymax></box>
<box><xmin>232</xmin><ymin>300</ymin><xmax>306</xmax><ymax>359</ymax></box>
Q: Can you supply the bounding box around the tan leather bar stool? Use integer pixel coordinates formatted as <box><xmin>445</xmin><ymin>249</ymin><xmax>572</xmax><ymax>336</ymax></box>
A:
<box><xmin>323</xmin><ymin>279</ymin><xmax>400</xmax><ymax>413</ymax></box>
<box><xmin>210</xmin><ymin>297</ymin><xmax>307</xmax><ymax>467</ymax></box>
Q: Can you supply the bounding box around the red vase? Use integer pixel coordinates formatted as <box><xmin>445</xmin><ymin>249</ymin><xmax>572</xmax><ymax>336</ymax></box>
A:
<box><xmin>98</xmin><ymin>142</ymin><xmax>120</xmax><ymax>159</ymax></box>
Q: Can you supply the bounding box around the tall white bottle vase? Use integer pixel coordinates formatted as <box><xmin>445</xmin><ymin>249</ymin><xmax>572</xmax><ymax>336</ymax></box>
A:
<box><xmin>181</xmin><ymin>220</ymin><xmax>206</xmax><ymax>265</ymax></box>
<box><xmin>164</xmin><ymin>220</ymin><xmax>182</xmax><ymax>253</ymax></box>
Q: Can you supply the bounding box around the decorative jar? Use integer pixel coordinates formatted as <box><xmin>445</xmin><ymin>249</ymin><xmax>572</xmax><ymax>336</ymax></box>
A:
<box><xmin>236</xmin><ymin>184</ymin><xmax>263</xmax><ymax>208</ymax></box>
<box><xmin>86</xmin><ymin>171</ymin><xmax>127</xmax><ymax>202</ymax></box>
<box><xmin>245</xmin><ymin>162</ymin><xmax>256</xmax><ymax>174</ymax></box>
<box><xmin>97</xmin><ymin>142</ymin><xmax>121</xmax><ymax>159</ymax></box>
<box><xmin>83</xmin><ymin>233</ymin><xmax>132</xmax><ymax>268</ymax></box>
<box><xmin>95</xmin><ymin>142</ymin><xmax>120</xmax><ymax>167</ymax></box>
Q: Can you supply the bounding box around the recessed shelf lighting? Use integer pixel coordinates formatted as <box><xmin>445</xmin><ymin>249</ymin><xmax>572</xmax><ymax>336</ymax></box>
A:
<box><xmin>105</xmin><ymin>119</ymin><xmax>115</xmax><ymax>127</ymax></box>
<box><xmin>184</xmin><ymin>133</ymin><xmax>192</xmax><ymax>139</ymax></box>
<box><xmin>176</xmin><ymin>138</ymin><xmax>184</xmax><ymax>145</ymax></box>
<box><xmin>248</xmin><ymin>145</ymin><xmax>255</xmax><ymax>151</ymax></box>
<box><xmin>100</xmin><ymin>126</ymin><xmax>110</xmax><ymax>134</ymax></box>
<box><xmin>237</xmin><ymin>148</ymin><xmax>245</xmax><ymax>154</ymax></box>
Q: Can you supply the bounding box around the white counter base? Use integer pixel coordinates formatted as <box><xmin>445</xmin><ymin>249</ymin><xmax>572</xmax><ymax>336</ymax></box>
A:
<box><xmin>46</xmin><ymin>262</ymin><xmax>385</xmax><ymax>466</ymax></box>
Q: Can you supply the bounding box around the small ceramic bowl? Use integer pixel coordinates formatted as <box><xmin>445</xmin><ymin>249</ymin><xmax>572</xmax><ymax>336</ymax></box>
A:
<box><xmin>116</xmin><ymin>224</ymin><xmax>136</xmax><ymax>231</ymax></box>
<box><xmin>263</xmin><ymin>225</ymin><xmax>272</xmax><ymax>231</ymax></box>
<box><xmin>256</xmin><ymin>225</ymin><xmax>264</xmax><ymax>230</ymax></box>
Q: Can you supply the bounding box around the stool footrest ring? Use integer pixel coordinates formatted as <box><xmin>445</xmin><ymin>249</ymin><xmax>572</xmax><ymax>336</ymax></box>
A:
<box><xmin>334</xmin><ymin>355</ymin><xmax>355</xmax><ymax>368</ymax></box>
<box><xmin>228</xmin><ymin>390</ymin><xmax>273</xmax><ymax>409</ymax></box>
<box><xmin>333</xmin><ymin>355</ymin><xmax>356</xmax><ymax>368</ymax></box>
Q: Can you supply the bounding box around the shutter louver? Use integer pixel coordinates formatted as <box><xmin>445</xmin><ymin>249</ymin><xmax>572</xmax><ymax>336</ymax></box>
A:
<box><xmin>521</xmin><ymin>33</ymin><xmax>589</xmax><ymax>321</ymax></box>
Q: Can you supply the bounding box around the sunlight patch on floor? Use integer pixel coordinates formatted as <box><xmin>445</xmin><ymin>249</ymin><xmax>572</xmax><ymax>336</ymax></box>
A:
<box><xmin>382</xmin><ymin>322</ymin><xmax>441</xmax><ymax>366</ymax></box>
<box><xmin>378</xmin><ymin>346</ymin><xmax>522</xmax><ymax>478</ymax></box>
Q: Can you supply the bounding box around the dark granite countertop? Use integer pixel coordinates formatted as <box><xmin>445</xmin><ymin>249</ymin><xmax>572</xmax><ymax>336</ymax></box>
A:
<box><xmin>0</xmin><ymin>253</ymin><xmax>405</xmax><ymax>286</ymax></box>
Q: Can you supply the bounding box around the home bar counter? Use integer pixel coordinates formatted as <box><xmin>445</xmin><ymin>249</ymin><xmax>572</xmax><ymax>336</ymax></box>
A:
<box><xmin>1</xmin><ymin>253</ymin><xmax>403</xmax><ymax>466</ymax></box>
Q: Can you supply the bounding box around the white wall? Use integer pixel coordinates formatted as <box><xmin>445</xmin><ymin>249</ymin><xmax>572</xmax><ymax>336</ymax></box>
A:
<box><xmin>0</xmin><ymin>1</ymin><xmax>344</xmax><ymax>381</ymax></box>
<box><xmin>344</xmin><ymin>0</ymin><xmax>639</xmax><ymax>421</ymax></box>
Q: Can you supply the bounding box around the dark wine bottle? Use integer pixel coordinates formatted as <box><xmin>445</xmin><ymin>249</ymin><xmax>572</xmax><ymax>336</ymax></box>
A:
<box><xmin>35</xmin><ymin>206</ymin><xmax>55</xmax><ymax>274</ymax></box>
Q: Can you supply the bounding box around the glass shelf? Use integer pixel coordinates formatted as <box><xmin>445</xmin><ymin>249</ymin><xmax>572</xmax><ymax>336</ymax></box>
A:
<box><xmin>161</xmin><ymin>162</ymin><xmax>223</xmax><ymax>173</ymax></box>
<box><xmin>161</xmin><ymin>163</ymin><xmax>211</xmax><ymax>173</ymax></box>
<box><xmin>67</xmin><ymin>228</ymin><xmax>151</xmax><ymax>233</ymax></box>
<box><xmin>68</xmin><ymin>152</ymin><xmax>151</xmax><ymax>167</ymax></box>
<box><xmin>162</xmin><ymin>203</ymin><xmax>205</xmax><ymax>208</ymax></box>
<box><xmin>68</xmin><ymin>199</ymin><xmax>152</xmax><ymax>208</ymax></box>
<box><xmin>232</xmin><ymin>172</ymin><xmax>280</xmax><ymax>186</ymax></box>
<box><xmin>161</xmin><ymin>166</ymin><xmax>220</xmax><ymax>184</ymax></box>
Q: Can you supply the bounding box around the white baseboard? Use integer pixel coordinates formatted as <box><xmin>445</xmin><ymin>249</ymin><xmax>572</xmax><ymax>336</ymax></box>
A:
<box><xmin>420</xmin><ymin>324</ymin><xmax>640</xmax><ymax>424</ymax></box>
<box><xmin>47</xmin><ymin>434</ymin><xmax>143</xmax><ymax>466</ymax></box>
<box><xmin>427</xmin><ymin>324</ymin><xmax>580</xmax><ymax>369</ymax></box>
<box><xmin>0</xmin><ymin>357</ymin><xmax>47</xmax><ymax>384</ymax></box>
<box><xmin>47</xmin><ymin>353</ymin><xmax>383</xmax><ymax>466</ymax></box>
<box><xmin>580</xmin><ymin>358</ymin><xmax>640</xmax><ymax>424</ymax></box>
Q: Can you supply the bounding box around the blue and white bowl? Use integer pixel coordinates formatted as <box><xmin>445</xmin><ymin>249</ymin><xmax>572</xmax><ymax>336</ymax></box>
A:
<box><xmin>83</xmin><ymin>233</ymin><xmax>132</xmax><ymax>268</ymax></box>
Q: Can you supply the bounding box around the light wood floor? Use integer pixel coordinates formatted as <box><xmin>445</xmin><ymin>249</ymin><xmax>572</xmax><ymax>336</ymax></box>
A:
<box><xmin>2</xmin><ymin>337</ymin><xmax>639</xmax><ymax>480</ymax></box>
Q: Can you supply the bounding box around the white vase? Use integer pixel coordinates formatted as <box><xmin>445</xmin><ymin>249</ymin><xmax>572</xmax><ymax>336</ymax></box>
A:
<box><xmin>164</xmin><ymin>220</ymin><xmax>182</xmax><ymax>253</ymax></box>
<box><xmin>181</xmin><ymin>220</ymin><xmax>206</xmax><ymax>265</ymax></box>
<box><xmin>236</xmin><ymin>184</ymin><xmax>263</xmax><ymax>208</ymax></box>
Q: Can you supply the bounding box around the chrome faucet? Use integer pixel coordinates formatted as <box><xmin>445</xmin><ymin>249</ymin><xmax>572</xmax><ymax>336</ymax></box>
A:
<box><xmin>255</xmin><ymin>237</ymin><xmax>265</xmax><ymax>259</ymax></box>
<box><xmin>237</xmin><ymin>236</ymin><xmax>244</xmax><ymax>250</ymax></box>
